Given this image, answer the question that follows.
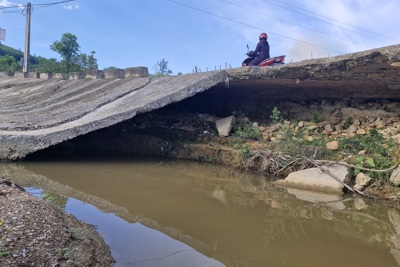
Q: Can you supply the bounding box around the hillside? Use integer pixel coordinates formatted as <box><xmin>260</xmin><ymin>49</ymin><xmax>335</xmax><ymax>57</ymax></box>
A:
<box><xmin>0</xmin><ymin>43</ymin><xmax>40</xmax><ymax>66</ymax></box>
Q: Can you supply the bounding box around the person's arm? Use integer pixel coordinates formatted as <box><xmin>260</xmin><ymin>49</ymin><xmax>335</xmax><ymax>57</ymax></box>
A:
<box><xmin>248</xmin><ymin>42</ymin><xmax>261</xmax><ymax>56</ymax></box>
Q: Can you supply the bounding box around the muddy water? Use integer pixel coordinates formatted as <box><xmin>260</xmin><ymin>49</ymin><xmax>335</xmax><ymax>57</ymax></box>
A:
<box><xmin>8</xmin><ymin>154</ymin><xmax>400</xmax><ymax>267</ymax></box>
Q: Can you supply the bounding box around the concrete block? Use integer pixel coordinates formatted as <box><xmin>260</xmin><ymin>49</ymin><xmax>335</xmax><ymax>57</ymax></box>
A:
<box><xmin>85</xmin><ymin>70</ymin><xmax>105</xmax><ymax>79</ymax></box>
<box><xmin>104</xmin><ymin>69</ymin><xmax>125</xmax><ymax>78</ymax></box>
<box><xmin>0</xmin><ymin>71</ymin><xmax>14</xmax><ymax>77</ymax></box>
<box><xmin>39</xmin><ymin>73</ymin><xmax>53</xmax><ymax>79</ymax></box>
<box><xmin>8</xmin><ymin>72</ymin><xmax>14</xmax><ymax>77</ymax></box>
<box><xmin>16</xmin><ymin>72</ymin><xmax>38</xmax><ymax>78</ymax></box>
<box><xmin>53</xmin><ymin>73</ymin><xmax>69</xmax><ymax>80</ymax></box>
<box><xmin>69</xmin><ymin>72</ymin><xmax>85</xmax><ymax>80</ymax></box>
<box><xmin>216</xmin><ymin>116</ymin><xmax>234</xmax><ymax>137</ymax></box>
<box><xmin>125</xmin><ymin>67</ymin><xmax>149</xmax><ymax>78</ymax></box>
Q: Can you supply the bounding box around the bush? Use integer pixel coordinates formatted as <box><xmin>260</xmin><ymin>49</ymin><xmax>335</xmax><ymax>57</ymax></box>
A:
<box><xmin>0</xmin><ymin>55</ymin><xmax>19</xmax><ymax>72</ymax></box>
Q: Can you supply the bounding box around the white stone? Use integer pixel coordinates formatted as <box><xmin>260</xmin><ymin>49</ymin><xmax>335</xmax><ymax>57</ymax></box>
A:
<box><xmin>354</xmin><ymin>198</ymin><xmax>368</xmax><ymax>210</ymax></box>
<box><xmin>326</xmin><ymin>141</ymin><xmax>339</xmax><ymax>151</ymax></box>
<box><xmin>276</xmin><ymin>164</ymin><xmax>348</xmax><ymax>194</ymax></box>
<box><xmin>390</xmin><ymin>167</ymin><xmax>400</xmax><ymax>186</ymax></box>
<box><xmin>215</xmin><ymin>116</ymin><xmax>234</xmax><ymax>137</ymax></box>
<box><xmin>355</xmin><ymin>172</ymin><xmax>372</xmax><ymax>187</ymax></box>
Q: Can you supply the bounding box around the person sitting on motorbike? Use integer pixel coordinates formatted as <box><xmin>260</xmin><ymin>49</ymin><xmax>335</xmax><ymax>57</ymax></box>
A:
<box><xmin>248</xmin><ymin>32</ymin><xmax>270</xmax><ymax>66</ymax></box>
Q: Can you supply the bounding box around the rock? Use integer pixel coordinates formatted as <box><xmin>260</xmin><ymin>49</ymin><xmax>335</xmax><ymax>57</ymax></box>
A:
<box><xmin>283</xmin><ymin>120</ymin><xmax>291</xmax><ymax>127</ymax></box>
<box><xmin>304</xmin><ymin>135</ymin><xmax>314</xmax><ymax>142</ymax></box>
<box><xmin>334</xmin><ymin>124</ymin><xmax>343</xmax><ymax>132</ymax></box>
<box><xmin>355</xmin><ymin>172</ymin><xmax>372</xmax><ymax>188</ymax></box>
<box><xmin>303</xmin><ymin>121</ymin><xmax>318</xmax><ymax>130</ymax></box>
<box><xmin>357</xmin><ymin>128</ymin><xmax>367</xmax><ymax>135</ymax></box>
<box><xmin>353</xmin><ymin>119</ymin><xmax>362</xmax><ymax>126</ymax></box>
<box><xmin>265</xmin><ymin>125</ymin><xmax>279</xmax><ymax>133</ymax></box>
<box><xmin>354</xmin><ymin>184</ymin><xmax>365</xmax><ymax>191</ymax></box>
<box><xmin>346</xmin><ymin>125</ymin><xmax>358</xmax><ymax>134</ymax></box>
<box><xmin>376</xmin><ymin>121</ymin><xmax>385</xmax><ymax>129</ymax></box>
<box><xmin>326</xmin><ymin>141</ymin><xmax>339</xmax><ymax>151</ymax></box>
<box><xmin>388</xmin><ymin>210</ymin><xmax>400</xmax><ymax>251</ymax></box>
<box><xmin>354</xmin><ymin>198</ymin><xmax>368</xmax><ymax>210</ymax></box>
<box><xmin>216</xmin><ymin>116</ymin><xmax>234</xmax><ymax>137</ymax></box>
<box><xmin>324</xmin><ymin>124</ymin><xmax>334</xmax><ymax>132</ymax></box>
<box><xmin>329</xmin><ymin>110</ymin><xmax>342</xmax><ymax>124</ymax></box>
<box><xmin>275</xmin><ymin>164</ymin><xmax>349</xmax><ymax>194</ymax></box>
<box><xmin>390</xmin><ymin>167</ymin><xmax>400</xmax><ymax>186</ymax></box>
<box><xmin>270</xmin><ymin>137</ymin><xmax>278</xmax><ymax>143</ymax></box>
<box><xmin>393</xmin><ymin>134</ymin><xmax>400</xmax><ymax>144</ymax></box>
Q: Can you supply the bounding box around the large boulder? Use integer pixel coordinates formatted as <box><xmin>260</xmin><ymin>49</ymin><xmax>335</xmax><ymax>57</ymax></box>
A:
<box><xmin>276</xmin><ymin>164</ymin><xmax>348</xmax><ymax>194</ymax></box>
<box><xmin>216</xmin><ymin>116</ymin><xmax>234</xmax><ymax>137</ymax></box>
<box><xmin>390</xmin><ymin>167</ymin><xmax>400</xmax><ymax>186</ymax></box>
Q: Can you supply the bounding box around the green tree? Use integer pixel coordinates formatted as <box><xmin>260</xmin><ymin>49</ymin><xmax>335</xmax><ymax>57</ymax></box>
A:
<box><xmin>87</xmin><ymin>51</ymin><xmax>98</xmax><ymax>71</ymax></box>
<box><xmin>0</xmin><ymin>55</ymin><xmax>20</xmax><ymax>72</ymax></box>
<box><xmin>50</xmin><ymin>33</ymin><xmax>80</xmax><ymax>73</ymax></box>
<box><xmin>49</xmin><ymin>33</ymin><xmax>98</xmax><ymax>73</ymax></box>
<box><xmin>155</xmin><ymin>58</ymin><xmax>172</xmax><ymax>76</ymax></box>
<box><xmin>78</xmin><ymin>51</ymin><xmax>98</xmax><ymax>72</ymax></box>
<box><xmin>37</xmin><ymin>57</ymin><xmax>63</xmax><ymax>73</ymax></box>
<box><xmin>103</xmin><ymin>66</ymin><xmax>118</xmax><ymax>71</ymax></box>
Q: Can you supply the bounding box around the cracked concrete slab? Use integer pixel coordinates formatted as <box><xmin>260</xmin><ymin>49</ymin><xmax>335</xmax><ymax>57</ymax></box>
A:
<box><xmin>0</xmin><ymin>71</ymin><xmax>227</xmax><ymax>160</ymax></box>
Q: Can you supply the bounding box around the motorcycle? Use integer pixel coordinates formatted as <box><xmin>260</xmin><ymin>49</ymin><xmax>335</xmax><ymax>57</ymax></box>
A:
<box><xmin>242</xmin><ymin>45</ymin><xmax>285</xmax><ymax>67</ymax></box>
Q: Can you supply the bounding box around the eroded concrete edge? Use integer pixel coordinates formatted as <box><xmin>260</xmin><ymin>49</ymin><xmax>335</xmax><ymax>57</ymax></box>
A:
<box><xmin>0</xmin><ymin>71</ymin><xmax>227</xmax><ymax>160</ymax></box>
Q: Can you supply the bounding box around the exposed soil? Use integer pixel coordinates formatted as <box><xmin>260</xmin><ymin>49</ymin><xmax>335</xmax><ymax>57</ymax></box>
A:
<box><xmin>0</xmin><ymin>179</ymin><xmax>114</xmax><ymax>267</ymax></box>
<box><xmin>71</xmin><ymin>97</ymin><xmax>400</xmax><ymax>201</ymax></box>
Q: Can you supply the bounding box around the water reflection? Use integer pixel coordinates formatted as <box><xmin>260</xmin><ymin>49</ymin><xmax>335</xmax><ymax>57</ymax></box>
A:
<box><xmin>2</xmin><ymin>157</ymin><xmax>400</xmax><ymax>267</ymax></box>
<box><xmin>28</xmin><ymin>187</ymin><xmax>222</xmax><ymax>267</ymax></box>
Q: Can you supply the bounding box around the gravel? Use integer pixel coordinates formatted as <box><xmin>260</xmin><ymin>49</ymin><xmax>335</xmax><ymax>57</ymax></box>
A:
<box><xmin>0</xmin><ymin>179</ymin><xmax>114</xmax><ymax>267</ymax></box>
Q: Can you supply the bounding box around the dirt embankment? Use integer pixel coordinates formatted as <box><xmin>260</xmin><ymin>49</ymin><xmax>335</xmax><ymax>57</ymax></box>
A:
<box><xmin>0</xmin><ymin>180</ymin><xmax>114</xmax><ymax>267</ymax></box>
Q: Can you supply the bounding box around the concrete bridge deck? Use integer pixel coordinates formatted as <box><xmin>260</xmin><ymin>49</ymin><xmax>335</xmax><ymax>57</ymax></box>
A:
<box><xmin>0</xmin><ymin>72</ymin><xmax>227</xmax><ymax>159</ymax></box>
<box><xmin>1</xmin><ymin>44</ymin><xmax>400</xmax><ymax>160</ymax></box>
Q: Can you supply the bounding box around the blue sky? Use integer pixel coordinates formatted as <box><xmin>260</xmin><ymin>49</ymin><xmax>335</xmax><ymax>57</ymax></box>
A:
<box><xmin>1</xmin><ymin>0</ymin><xmax>399</xmax><ymax>74</ymax></box>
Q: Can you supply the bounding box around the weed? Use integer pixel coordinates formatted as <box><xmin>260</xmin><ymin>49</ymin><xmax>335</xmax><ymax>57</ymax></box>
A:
<box><xmin>0</xmin><ymin>250</ymin><xmax>9</xmax><ymax>257</ymax></box>
<box><xmin>353</xmin><ymin>156</ymin><xmax>375</xmax><ymax>176</ymax></box>
<box><xmin>240</xmin><ymin>146</ymin><xmax>250</xmax><ymax>157</ymax></box>
<box><xmin>343</xmin><ymin>117</ymin><xmax>353</xmax><ymax>129</ymax></box>
<box><xmin>268</xmin><ymin>125</ymin><xmax>332</xmax><ymax>159</ymax></box>
<box><xmin>270</xmin><ymin>107</ymin><xmax>283</xmax><ymax>124</ymax></box>
<box><xmin>69</xmin><ymin>228</ymin><xmax>86</xmax><ymax>240</ymax></box>
<box><xmin>234</xmin><ymin>126</ymin><xmax>263</xmax><ymax>140</ymax></box>
<box><xmin>62</xmin><ymin>247</ymin><xmax>70</xmax><ymax>256</ymax></box>
<box><xmin>340</xmin><ymin>129</ymin><xmax>397</xmax><ymax>180</ymax></box>
<box><xmin>231</xmin><ymin>111</ymin><xmax>263</xmax><ymax>140</ymax></box>
<box><xmin>232</xmin><ymin>110</ymin><xmax>246</xmax><ymax>120</ymax></box>
<box><xmin>41</xmin><ymin>191</ymin><xmax>53</xmax><ymax>202</ymax></box>
<box><xmin>311</xmin><ymin>114</ymin><xmax>321</xmax><ymax>123</ymax></box>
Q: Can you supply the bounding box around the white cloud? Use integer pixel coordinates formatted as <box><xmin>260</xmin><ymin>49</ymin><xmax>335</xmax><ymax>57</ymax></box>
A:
<box><xmin>0</xmin><ymin>0</ymin><xmax>17</xmax><ymax>7</ymax></box>
<box><xmin>63</xmin><ymin>4</ymin><xmax>79</xmax><ymax>10</ymax></box>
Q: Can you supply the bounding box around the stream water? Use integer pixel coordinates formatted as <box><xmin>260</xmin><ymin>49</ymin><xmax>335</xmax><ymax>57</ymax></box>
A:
<box><xmin>4</xmin><ymin>152</ymin><xmax>400</xmax><ymax>267</ymax></box>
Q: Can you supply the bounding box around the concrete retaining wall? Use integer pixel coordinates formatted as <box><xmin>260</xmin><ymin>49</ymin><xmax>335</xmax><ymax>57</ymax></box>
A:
<box><xmin>104</xmin><ymin>68</ymin><xmax>125</xmax><ymax>79</ymax></box>
<box><xmin>5</xmin><ymin>66</ymin><xmax>149</xmax><ymax>80</ymax></box>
